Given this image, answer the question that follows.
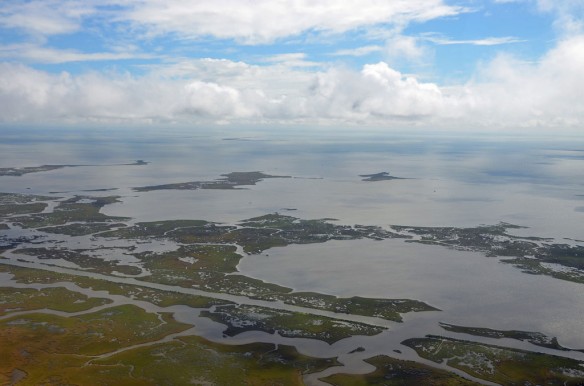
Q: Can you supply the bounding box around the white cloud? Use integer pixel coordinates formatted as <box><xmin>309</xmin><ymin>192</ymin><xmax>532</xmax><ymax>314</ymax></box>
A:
<box><xmin>0</xmin><ymin>0</ymin><xmax>465</xmax><ymax>44</ymax></box>
<box><xmin>1</xmin><ymin>36</ymin><xmax>583</xmax><ymax>130</ymax></box>
<box><xmin>384</xmin><ymin>34</ymin><xmax>428</xmax><ymax>64</ymax></box>
<box><xmin>305</xmin><ymin>63</ymin><xmax>445</xmax><ymax>120</ymax></box>
<box><xmin>121</xmin><ymin>0</ymin><xmax>464</xmax><ymax>44</ymax></box>
<box><xmin>424</xmin><ymin>35</ymin><xmax>524</xmax><ymax>46</ymax></box>
<box><xmin>0</xmin><ymin>44</ymin><xmax>154</xmax><ymax>64</ymax></box>
<box><xmin>332</xmin><ymin>45</ymin><xmax>384</xmax><ymax>57</ymax></box>
<box><xmin>180</xmin><ymin>81</ymin><xmax>261</xmax><ymax>118</ymax></box>
<box><xmin>261</xmin><ymin>53</ymin><xmax>322</xmax><ymax>68</ymax></box>
<box><xmin>537</xmin><ymin>0</ymin><xmax>584</xmax><ymax>34</ymax></box>
<box><xmin>0</xmin><ymin>59</ymin><xmax>447</xmax><ymax>124</ymax></box>
<box><xmin>0</xmin><ymin>0</ymin><xmax>94</xmax><ymax>36</ymax></box>
<box><xmin>0</xmin><ymin>60</ymin><xmax>303</xmax><ymax>124</ymax></box>
<box><xmin>463</xmin><ymin>35</ymin><xmax>584</xmax><ymax>127</ymax></box>
<box><xmin>493</xmin><ymin>0</ymin><xmax>584</xmax><ymax>35</ymax></box>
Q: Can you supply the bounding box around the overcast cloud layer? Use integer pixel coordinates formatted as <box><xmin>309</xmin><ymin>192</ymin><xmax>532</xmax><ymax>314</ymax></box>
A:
<box><xmin>0</xmin><ymin>0</ymin><xmax>583</xmax><ymax>131</ymax></box>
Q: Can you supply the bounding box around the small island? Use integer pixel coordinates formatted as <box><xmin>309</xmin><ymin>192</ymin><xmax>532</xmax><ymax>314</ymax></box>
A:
<box><xmin>0</xmin><ymin>160</ymin><xmax>148</xmax><ymax>177</ymax></box>
<box><xmin>439</xmin><ymin>322</ymin><xmax>583</xmax><ymax>352</ymax></box>
<box><xmin>133</xmin><ymin>171</ymin><xmax>291</xmax><ymax>192</ymax></box>
<box><xmin>402</xmin><ymin>335</ymin><xmax>584</xmax><ymax>385</ymax></box>
<box><xmin>360</xmin><ymin>172</ymin><xmax>406</xmax><ymax>181</ymax></box>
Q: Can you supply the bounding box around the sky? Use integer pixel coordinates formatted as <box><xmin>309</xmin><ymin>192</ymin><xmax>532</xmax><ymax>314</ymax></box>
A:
<box><xmin>0</xmin><ymin>0</ymin><xmax>583</xmax><ymax>132</ymax></box>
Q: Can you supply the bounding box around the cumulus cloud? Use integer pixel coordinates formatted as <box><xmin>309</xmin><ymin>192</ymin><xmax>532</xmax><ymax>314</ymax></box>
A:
<box><xmin>464</xmin><ymin>35</ymin><xmax>584</xmax><ymax>127</ymax></box>
<box><xmin>0</xmin><ymin>59</ymin><xmax>448</xmax><ymax>125</ymax></box>
<box><xmin>1</xmin><ymin>35</ymin><xmax>583</xmax><ymax>130</ymax></box>
<box><xmin>0</xmin><ymin>63</ymin><xmax>176</xmax><ymax>122</ymax></box>
<box><xmin>306</xmin><ymin>63</ymin><xmax>445</xmax><ymax>120</ymax></box>
<box><xmin>180</xmin><ymin>81</ymin><xmax>261</xmax><ymax>118</ymax></box>
<box><xmin>0</xmin><ymin>61</ymin><xmax>294</xmax><ymax>124</ymax></box>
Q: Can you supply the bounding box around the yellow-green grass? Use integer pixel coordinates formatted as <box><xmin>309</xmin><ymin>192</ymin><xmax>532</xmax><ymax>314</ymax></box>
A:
<box><xmin>0</xmin><ymin>264</ymin><xmax>232</xmax><ymax>309</ymax></box>
<box><xmin>0</xmin><ymin>304</ymin><xmax>192</xmax><ymax>384</ymax></box>
<box><xmin>90</xmin><ymin>335</ymin><xmax>339</xmax><ymax>386</ymax></box>
<box><xmin>403</xmin><ymin>336</ymin><xmax>584</xmax><ymax>385</ymax></box>
<box><xmin>201</xmin><ymin>304</ymin><xmax>385</xmax><ymax>344</ymax></box>
<box><xmin>1</xmin><ymin>317</ymin><xmax>339</xmax><ymax>386</ymax></box>
<box><xmin>322</xmin><ymin>355</ymin><xmax>480</xmax><ymax>386</ymax></box>
<box><xmin>0</xmin><ymin>287</ymin><xmax>112</xmax><ymax>316</ymax></box>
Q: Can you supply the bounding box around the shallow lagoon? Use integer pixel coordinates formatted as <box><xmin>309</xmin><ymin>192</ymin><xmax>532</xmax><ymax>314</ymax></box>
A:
<box><xmin>238</xmin><ymin>237</ymin><xmax>584</xmax><ymax>347</ymax></box>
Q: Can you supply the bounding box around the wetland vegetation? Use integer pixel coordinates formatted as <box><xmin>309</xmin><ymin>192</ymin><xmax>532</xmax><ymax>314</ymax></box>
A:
<box><xmin>0</xmin><ymin>193</ymin><xmax>52</xmax><ymax>216</ymax></box>
<box><xmin>8</xmin><ymin>202</ymin><xmax>437</xmax><ymax>323</ymax></box>
<box><xmin>201</xmin><ymin>304</ymin><xmax>386</xmax><ymax>344</ymax></box>
<box><xmin>439</xmin><ymin>323</ymin><xmax>583</xmax><ymax>352</ymax></box>
<box><xmin>0</xmin><ymin>286</ymin><xmax>112</xmax><ymax>316</ymax></box>
<box><xmin>1</xmin><ymin>309</ymin><xmax>339</xmax><ymax>386</ymax></box>
<box><xmin>392</xmin><ymin>223</ymin><xmax>584</xmax><ymax>284</ymax></box>
<box><xmin>10</xmin><ymin>195</ymin><xmax>129</xmax><ymax>230</ymax></box>
<box><xmin>1</xmin><ymin>176</ymin><xmax>584</xmax><ymax>385</ymax></box>
<box><xmin>0</xmin><ymin>263</ymin><xmax>342</xmax><ymax>385</ymax></box>
<box><xmin>321</xmin><ymin>355</ymin><xmax>480</xmax><ymax>385</ymax></box>
<box><xmin>402</xmin><ymin>336</ymin><xmax>584</xmax><ymax>385</ymax></box>
<box><xmin>89</xmin><ymin>337</ymin><xmax>340</xmax><ymax>386</ymax></box>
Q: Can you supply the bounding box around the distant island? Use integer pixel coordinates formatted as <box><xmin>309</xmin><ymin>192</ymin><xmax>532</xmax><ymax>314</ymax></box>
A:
<box><xmin>133</xmin><ymin>171</ymin><xmax>291</xmax><ymax>192</ymax></box>
<box><xmin>359</xmin><ymin>172</ymin><xmax>406</xmax><ymax>181</ymax></box>
<box><xmin>0</xmin><ymin>160</ymin><xmax>148</xmax><ymax>177</ymax></box>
